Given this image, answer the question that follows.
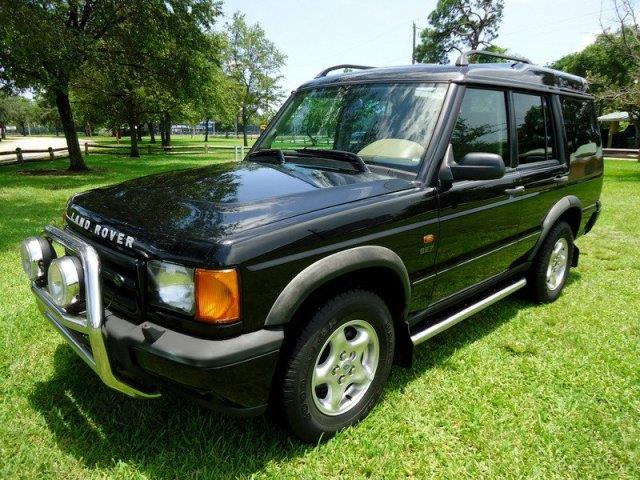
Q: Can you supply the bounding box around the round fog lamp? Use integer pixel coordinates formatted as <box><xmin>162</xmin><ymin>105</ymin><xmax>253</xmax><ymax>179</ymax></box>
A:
<box><xmin>20</xmin><ymin>237</ymin><xmax>55</xmax><ymax>281</ymax></box>
<box><xmin>47</xmin><ymin>256</ymin><xmax>84</xmax><ymax>308</ymax></box>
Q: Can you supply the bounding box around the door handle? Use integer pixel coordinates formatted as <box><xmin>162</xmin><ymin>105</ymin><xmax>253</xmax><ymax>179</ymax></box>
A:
<box><xmin>504</xmin><ymin>185</ymin><xmax>525</xmax><ymax>196</ymax></box>
<box><xmin>554</xmin><ymin>175</ymin><xmax>569</xmax><ymax>184</ymax></box>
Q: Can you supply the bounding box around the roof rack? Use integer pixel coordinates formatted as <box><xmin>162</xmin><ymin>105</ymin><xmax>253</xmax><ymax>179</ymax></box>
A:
<box><xmin>455</xmin><ymin>50</ymin><xmax>532</xmax><ymax>67</ymax></box>
<box><xmin>315</xmin><ymin>64</ymin><xmax>375</xmax><ymax>78</ymax></box>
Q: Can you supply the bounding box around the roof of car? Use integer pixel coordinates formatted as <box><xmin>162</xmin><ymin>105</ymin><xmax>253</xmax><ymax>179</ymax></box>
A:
<box><xmin>298</xmin><ymin>62</ymin><xmax>590</xmax><ymax>97</ymax></box>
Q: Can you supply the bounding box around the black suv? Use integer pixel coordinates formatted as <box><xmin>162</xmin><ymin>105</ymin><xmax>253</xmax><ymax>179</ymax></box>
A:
<box><xmin>21</xmin><ymin>51</ymin><xmax>603</xmax><ymax>442</ymax></box>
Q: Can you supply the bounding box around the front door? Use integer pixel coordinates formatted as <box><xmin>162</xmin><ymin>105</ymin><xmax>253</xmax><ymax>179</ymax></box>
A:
<box><xmin>431</xmin><ymin>87</ymin><xmax>524</xmax><ymax>302</ymax></box>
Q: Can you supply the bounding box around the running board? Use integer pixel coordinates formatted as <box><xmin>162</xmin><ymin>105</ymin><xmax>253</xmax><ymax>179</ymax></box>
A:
<box><xmin>411</xmin><ymin>278</ymin><xmax>527</xmax><ymax>346</ymax></box>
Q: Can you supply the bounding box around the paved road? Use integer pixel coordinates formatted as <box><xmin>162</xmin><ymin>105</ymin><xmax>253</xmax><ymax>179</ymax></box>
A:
<box><xmin>0</xmin><ymin>136</ymin><xmax>69</xmax><ymax>164</ymax></box>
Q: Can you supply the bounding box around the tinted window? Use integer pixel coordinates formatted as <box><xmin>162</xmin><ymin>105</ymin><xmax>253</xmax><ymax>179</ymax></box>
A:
<box><xmin>513</xmin><ymin>93</ymin><xmax>555</xmax><ymax>165</ymax></box>
<box><xmin>451</xmin><ymin>88</ymin><xmax>509</xmax><ymax>165</ymax></box>
<box><xmin>561</xmin><ymin>98</ymin><xmax>600</xmax><ymax>160</ymax></box>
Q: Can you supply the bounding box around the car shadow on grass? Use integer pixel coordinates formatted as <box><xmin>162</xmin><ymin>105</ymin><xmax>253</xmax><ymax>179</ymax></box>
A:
<box><xmin>28</xmin><ymin>275</ymin><xmax>573</xmax><ymax>478</ymax></box>
<box><xmin>28</xmin><ymin>346</ymin><xmax>308</xmax><ymax>478</ymax></box>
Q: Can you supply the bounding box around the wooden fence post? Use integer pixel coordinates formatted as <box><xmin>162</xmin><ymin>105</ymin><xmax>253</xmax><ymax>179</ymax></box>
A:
<box><xmin>205</xmin><ymin>144</ymin><xmax>209</xmax><ymax>154</ymax></box>
<box><xmin>84</xmin><ymin>142</ymin><xmax>89</xmax><ymax>156</ymax></box>
<box><xmin>16</xmin><ymin>148</ymin><xmax>23</xmax><ymax>164</ymax></box>
<box><xmin>48</xmin><ymin>147</ymin><xmax>54</xmax><ymax>161</ymax></box>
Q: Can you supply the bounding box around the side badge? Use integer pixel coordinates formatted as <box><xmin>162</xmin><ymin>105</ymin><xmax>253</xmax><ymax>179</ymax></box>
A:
<box><xmin>420</xmin><ymin>234</ymin><xmax>436</xmax><ymax>255</ymax></box>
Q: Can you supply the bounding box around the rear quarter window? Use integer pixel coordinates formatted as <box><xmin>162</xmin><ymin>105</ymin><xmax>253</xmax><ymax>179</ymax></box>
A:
<box><xmin>561</xmin><ymin>98</ymin><xmax>601</xmax><ymax>160</ymax></box>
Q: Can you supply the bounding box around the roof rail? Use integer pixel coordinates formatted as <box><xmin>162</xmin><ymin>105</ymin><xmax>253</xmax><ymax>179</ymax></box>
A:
<box><xmin>315</xmin><ymin>64</ymin><xmax>375</xmax><ymax>78</ymax></box>
<box><xmin>455</xmin><ymin>50</ymin><xmax>532</xmax><ymax>67</ymax></box>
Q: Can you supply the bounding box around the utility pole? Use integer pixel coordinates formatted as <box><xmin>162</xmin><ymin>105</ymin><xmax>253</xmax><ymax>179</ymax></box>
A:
<box><xmin>412</xmin><ymin>21</ymin><xmax>417</xmax><ymax>64</ymax></box>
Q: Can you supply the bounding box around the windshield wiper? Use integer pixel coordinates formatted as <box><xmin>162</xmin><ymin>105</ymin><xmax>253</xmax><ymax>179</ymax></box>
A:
<box><xmin>247</xmin><ymin>149</ymin><xmax>286</xmax><ymax>165</ymax></box>
<box><xmin>294</xmin><ymin>148</ymin><xmax>369</xmax><ymax>173</ymax></box>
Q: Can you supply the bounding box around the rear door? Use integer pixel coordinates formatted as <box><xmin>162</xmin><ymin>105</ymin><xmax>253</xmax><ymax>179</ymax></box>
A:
<box><xmin>431</xmin><ymin>87</ymin><xmax>524</xmax><ymax>302</ymax></box>
<box><xmin>512</xmin><ymin>92</ymin><xmax>569</xmax><ymax>236</ymax></box>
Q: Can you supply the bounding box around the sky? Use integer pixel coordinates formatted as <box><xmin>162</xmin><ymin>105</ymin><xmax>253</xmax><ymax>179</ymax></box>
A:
<box><xmin>221</xmin><ymin>0</ymin><xmax>613</xmax><ymax>96</ymax></box>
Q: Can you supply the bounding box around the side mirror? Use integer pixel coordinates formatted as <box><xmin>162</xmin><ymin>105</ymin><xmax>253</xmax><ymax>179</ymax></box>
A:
<box><xmin>449</xmin><ymin>152</ymin><xmax>505</xmax><ymax>181</ymax></box>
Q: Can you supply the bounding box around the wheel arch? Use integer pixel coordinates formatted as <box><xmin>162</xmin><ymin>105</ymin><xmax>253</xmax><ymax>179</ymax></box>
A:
<box><xmin>528</xmin><ymin>195</ymin><xmax>582</xmax><ymax>261</ymax></box>
<box><xmin>264</xmin><ymin>245</ymin><xmax>411</xmax><ymax>328</ymax></box>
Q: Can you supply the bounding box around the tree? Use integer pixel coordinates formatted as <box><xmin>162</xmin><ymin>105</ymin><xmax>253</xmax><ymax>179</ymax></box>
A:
<box><xmin>551</xmin><ymin>1</ymin><xmax>640</xmax><ymax>147</ymax></box>
<box><xmin>0</xmin><ymin>93</ymin><xmax>9</xmax><ymax>140</ymax></box>
<box><xmin>0</xmin><ymin>1</ymin><xmax>135</xmax><ymax>170</ymax></box>
<box><xmin>71</xmin><ymin>1</ymin><xmax>223</xmax><ymax>157</ymax></box>
<box><xmin>225</xmin><ymin>12</ymin><xmax>285</xmax><ymax>146</ymax></box>
<box><xmin>8</xmin><ymin>96</ymin><xmax>40</xmax><ymax>136</ymax></box>
<box><xmin>415</xmin><ymin>0</ymin><xmax>505</xmax><ymax>64</ymax></box>
<box><xmin>0</xmin><ymin>1</ymin><xmax>223</xmax><ymax>165</ymax></box>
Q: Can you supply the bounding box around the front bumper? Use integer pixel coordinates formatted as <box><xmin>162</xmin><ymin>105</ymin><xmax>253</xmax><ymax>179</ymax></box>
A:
<box><xmin>30</xmin><ymin>225</ymin><xmax>283</xmax><ymax>414</ymax></box>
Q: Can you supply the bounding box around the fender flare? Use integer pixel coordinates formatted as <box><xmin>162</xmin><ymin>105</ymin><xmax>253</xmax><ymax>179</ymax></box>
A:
<box><xmin>528</xmin><ymin>195</ymin><xmax>582</xmax><ymax>261</ymax></box>
<box><xmin>263</xmin><ymin>245</ymin><xmax>411</xmax><ymax>326</ymax></box>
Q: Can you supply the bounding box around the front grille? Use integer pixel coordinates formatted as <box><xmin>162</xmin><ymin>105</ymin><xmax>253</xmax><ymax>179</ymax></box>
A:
<box><xmin>75</xmin><ymin>235</ymin><xmax>146</xmax><ymax>320</ymax></box>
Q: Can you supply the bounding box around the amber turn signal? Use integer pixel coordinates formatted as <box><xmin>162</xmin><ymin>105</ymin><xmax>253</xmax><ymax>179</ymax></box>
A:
<box><xmin>195</xmin><ymin>268</ymin><xmax>240</xmax><ymax>324</ymax></box>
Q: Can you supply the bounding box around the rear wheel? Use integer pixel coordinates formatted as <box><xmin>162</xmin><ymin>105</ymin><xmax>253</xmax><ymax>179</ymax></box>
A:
<box><xmin>279</xmin><ymin>290</ymin><xmax>394</xmax><ymax>443</ymax></box>
<box><xmin>528</xmin><ymin>221</ymin><xmax>574</xmax><ymax>303</ymax></box>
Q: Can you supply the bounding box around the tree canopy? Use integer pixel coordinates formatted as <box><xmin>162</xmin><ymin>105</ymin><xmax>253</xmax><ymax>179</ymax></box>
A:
<box><xmin>551</xmin><ymin>0</ymin><xmax>640</xmax><ymax>146</ymax></box>
<box><xmin>415</xmin><ymin>0</ymin><xmax>504</xmax><ymax>64</ymax></box>
<box><xmin>225</xmin><ymin>12</ymin><xmax>286</xmax><ymax>146</ymax></box>
<box><xmin>0</xmin><ymin>1</ymin><xmax>287</xmax><ymax>162</ymax></box>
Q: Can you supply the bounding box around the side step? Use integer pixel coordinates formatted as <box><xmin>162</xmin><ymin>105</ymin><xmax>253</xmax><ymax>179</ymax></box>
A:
<box><xmin>410</xmin><ymin>278</ymin><xmax>527</xmax><ymax>346</ymax></box>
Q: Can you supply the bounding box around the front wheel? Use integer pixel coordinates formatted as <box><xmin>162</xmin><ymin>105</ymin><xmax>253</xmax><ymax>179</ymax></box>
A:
<box><xmin>279</xmin><ymin>290</ymin><xmax>395</xmax><ymax>443</ymax></box>
<box><xmin>528</xmin><ymin>221</ymin><xmax>574</xmax><ymax>303</ymax></box>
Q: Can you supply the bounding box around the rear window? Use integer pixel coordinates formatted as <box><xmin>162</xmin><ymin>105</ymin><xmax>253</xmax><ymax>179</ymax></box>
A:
<box><xmin>561</xmin><ymin>98</ymin><xmax>600</xmax><ymax>160</ymax></box>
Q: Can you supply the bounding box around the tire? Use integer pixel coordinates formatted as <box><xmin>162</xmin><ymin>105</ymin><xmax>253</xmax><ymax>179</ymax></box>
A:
<box><xmin>527</xmin><ymin>221</ymin><xmax>574</xmax><ymax>303</ymax></box>
<box><xmin>279</xmin><ymin>289</ymin><xmax>395</xmax><ymax>443</ymax></box>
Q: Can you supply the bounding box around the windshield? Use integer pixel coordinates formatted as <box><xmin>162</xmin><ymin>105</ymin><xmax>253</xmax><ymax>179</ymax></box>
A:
<box><xmin>257</xmin><ymin>83</ymin><xmax>448</xmax><ymax>173</ymax></box>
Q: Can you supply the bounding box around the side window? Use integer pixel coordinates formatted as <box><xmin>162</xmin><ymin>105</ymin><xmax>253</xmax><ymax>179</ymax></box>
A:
<box><xmin>561</xmin><ymin>97</ymin><xmax>600</xmax><ymax>160</ymax></box>
<box><xmin>451</xmin><ymin>88</ymin><xmax>509</xmax><ymax>165</ymax></box>
<box><xmin>513</xmin><ymin>92</ymin><xmax>556</xmax><ymax>165</ymax></box>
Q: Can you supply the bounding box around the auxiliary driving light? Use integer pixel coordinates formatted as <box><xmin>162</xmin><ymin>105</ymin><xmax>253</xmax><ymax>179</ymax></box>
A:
<box><xmin>47</xmin><ymin>256</ymin><xmax>84</xmax><ymax>308</ymax></box>
<box><xmin>20</xmin><ymin>236</ymin><xmax>55</xmax><ymax>281</ymax></box>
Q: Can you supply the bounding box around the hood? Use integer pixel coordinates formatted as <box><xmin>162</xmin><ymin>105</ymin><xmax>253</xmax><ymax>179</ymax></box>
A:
<box><xmin>66</xmin><ymin>160</ymin><xmax>413</xmax><ymax>261</ymax></box>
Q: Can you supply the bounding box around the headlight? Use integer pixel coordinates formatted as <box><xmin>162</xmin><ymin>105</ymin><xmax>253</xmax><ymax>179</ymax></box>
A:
<box><xmin>20</xmin><ymin>237</ymin><xmax>55</xmax><ymax>281</ymax></box>
<box><xmin>147</xmin><ymin>261</ymin><xmax>195</xmax><ymax>315</ymax></box>
<box><xmin>47</xmin><ymin>256</ymin><xmax>83</xmax><ymax>308</ymax></box>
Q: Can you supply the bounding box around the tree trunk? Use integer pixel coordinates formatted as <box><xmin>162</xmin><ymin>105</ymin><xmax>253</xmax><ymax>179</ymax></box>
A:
<box><xmin>163</xmin><ymin>111</ymin><xmax>171</xmax><ymax>146</ymax></box>
<box><xmin>55</xmin><ymin>89</ymin><xmax>87</xmax><ymax>171</ymax></box>
<box><xmin>137</xmin><ymin>123</ymin><xmax>143</xmax><ymax>141</ymax></box>
<box><xmin>241</xmin><ymin>107</ymin><xmax>249</xmax><ymax>147</ymax></box>
<box><xmin>0</xmin><ymin>123</ymin><xmax>5</xmax><ymax>140</ymax></box>
<box><xmin>159</xmin><ymin>121</ymin><xmax>166</xmax><ymax>146</ymax></box>
<box><xmin>148</xmin><ymin>122</ymin><xmax>156</xmax><ymax>143</ymax></box>
<box><xmin>204</xmin><ymin>119</ymin><xmax>209</xmax><ymax>142</ymax></box>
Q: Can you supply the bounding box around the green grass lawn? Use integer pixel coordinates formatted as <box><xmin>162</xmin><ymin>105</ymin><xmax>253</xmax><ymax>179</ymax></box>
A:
<box><xmin>0</xmin><ymin>155</ymin><xmax>638</xmax><ymax>479</ymax></box>
<box><xmin>85</xmin><ymin>133</ymin><xmax>256</xmax><ymax>148</ymax></box>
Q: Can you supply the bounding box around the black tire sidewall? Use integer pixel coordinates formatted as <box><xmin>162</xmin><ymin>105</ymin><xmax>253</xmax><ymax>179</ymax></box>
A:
<box><xmin>282</xmin><ymin>290</ymin><xmax>394</xmax><ymax>442</ymax></box>
<box><xmin>530</xmin><ymin>222</ymin><xmax>574</xmax><ymax>302</ymax></box>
